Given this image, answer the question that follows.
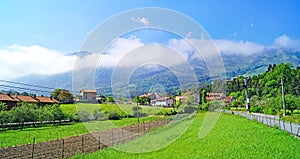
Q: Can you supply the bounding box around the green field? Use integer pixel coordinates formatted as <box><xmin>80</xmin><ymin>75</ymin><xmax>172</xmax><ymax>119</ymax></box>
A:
<box><xmin>73</xmin><ymin>113</ymin><xmax>300</xmax><ymax>159</ymax></box>
<box><xmin>0</xmin><ymin>116</ymin><xmax>162</xmax><ymax>148</ymax></box>
<box><xmin>60</xmin><ymin>103</ymin><xmax>171</xmax><ymax>116</ymax></box>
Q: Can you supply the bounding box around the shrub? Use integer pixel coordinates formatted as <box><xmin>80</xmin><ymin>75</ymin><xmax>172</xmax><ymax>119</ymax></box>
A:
<box><xmin>77</xmin><ymin>110</ymin><xmax>91</xmax><ymax>122</ymax></box>
<box><xmin>184</xmin><ymin>106</ymin><xmax>196</xmax><ymax>113</ymax></box>
<box><xmin>156</xmin><ymin>109</ymin><xmax>177</xmax><ymax>116</ymax></box>
<box><xmin>108</xmin><ymin>111</ymin><xmax>121</xmax><ymax>120</ymax></box>
<box><xmin>93</xmin><ymin>109</ymin><xmax>106</xmax><ymax>120</ymax></box>
<box><xmin>250</xmin><ymin>106</ymin><xmax>262</xmax><ymax>113</ymax></box>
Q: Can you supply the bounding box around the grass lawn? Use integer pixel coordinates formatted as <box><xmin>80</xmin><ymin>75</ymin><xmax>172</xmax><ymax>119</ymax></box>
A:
<box><xmin>61</xmin><ymin>103</ymin><xmax>172</xmax><ymax>116</ymax></box>
<box><xmin>73</xmin><ymin>112</ymin><xmax>300</xmax><ymax>159</ymax></box>
<box><xmin>0</xmin><ymin>116</ymin><xmax>162</xmax><ymax>148</ymax></box>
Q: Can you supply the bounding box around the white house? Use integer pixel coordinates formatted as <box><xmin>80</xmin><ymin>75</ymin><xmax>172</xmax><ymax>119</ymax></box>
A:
<box><xmin>151</xmin><ymin>97</ymin><xmax>174</xmax><ymax>107</ymax></box>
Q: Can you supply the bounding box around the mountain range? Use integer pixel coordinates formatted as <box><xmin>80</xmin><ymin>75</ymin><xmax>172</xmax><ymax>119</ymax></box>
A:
<box><xmin>14</xmin><ymin>48</ymin><xmax>300</xmax><ymax>97</ymax></box>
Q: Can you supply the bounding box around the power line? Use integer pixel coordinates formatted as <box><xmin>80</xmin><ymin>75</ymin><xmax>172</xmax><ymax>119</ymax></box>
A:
<box><xmin>0</xmin><ymin>79</ymin><xmax>78</xmax><ymax>95</ymax></box>
<box><xmin>0</xmin><ymin>79</ymin><xmax>56</xmax><ymax>90</ymax></box>
<box><xmin>0</xmin><ymin>84</ymin><xmax>52</xmax><ymax>94</ymax></box>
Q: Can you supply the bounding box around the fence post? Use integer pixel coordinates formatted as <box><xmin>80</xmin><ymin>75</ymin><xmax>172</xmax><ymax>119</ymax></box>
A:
<box><xmin>111</xmin><ymin>129</ymin><xmax>114</xmax><ymax>146</ymax></box>
<box><xmin>122</xmin><ymin>128</ymin><xmax>124</xmax><ymax>144</ymax></box>
<box><xmin>81</xmin><ymin>136</ymin><xmax>84</xmax><ymax>153</ymax></box>
<box><xmin>98</xmin><ymin>134</ymin><xmax>101</xmax><ymax>150</ymax></box>
<box><xmin>297</xmin><ymin>124</ymin><xmax>300</xmax><ymax>136</ymax></box>
<box><xmin>143</xmin><ymin>122</ymin><xmax>145</xmax><ymax>134</ymax></box>
<box><xmin>31</xmin><ymin>137</ymin><xmax>35</xmax><ymax>159</ymax></box>
<box><xmin>283</xmin><ymin>120</ymin><xmax>285</xmax><ymax>130</ymax></box>
<box><xmin>290</xmin><ymin>121</ymin><xmax>292</xmax><ymax>134</ymax></box>
<box><xmin>62</xmin><ymin>138</ymin><xmax>64</xmax><ymax>158</ymax></box>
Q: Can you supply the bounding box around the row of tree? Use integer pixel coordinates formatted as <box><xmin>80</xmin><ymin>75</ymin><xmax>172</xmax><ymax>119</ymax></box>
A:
<box><xmin>226</xmin><ymin>63</ymin><xmax>300</xmax><ymax>115</ymax></box>
<box><xmin>0</xmin><ymin>102</ymin><xmax>66</xmax><ymax>128</ymax></box>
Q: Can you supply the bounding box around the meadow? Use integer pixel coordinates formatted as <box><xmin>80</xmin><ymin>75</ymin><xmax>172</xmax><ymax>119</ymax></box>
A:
<box><xmin>0</xmin><ymin>103</ymin><xmax>173</xmax><ymax>148</ymax></box>
<box><xmin>0</xmin><ymin>116</ymin><xmax>162</xmax><ymax>148</ymax></box>
<box><xmin>73</xmin><ymin>113</ymin><xmax>300</xmax><ymax>159</ymax></box>
<box><xmin>60</xmin><ymin>103</ymin><xmax>172</xmax><ymax>116</ymax></box>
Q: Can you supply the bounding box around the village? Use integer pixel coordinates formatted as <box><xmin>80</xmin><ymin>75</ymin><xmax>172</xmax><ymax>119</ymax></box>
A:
<box><xmin>0</xmin><ymin>88</ymin><xmax>235</xmax><ymax>109</ymax></box>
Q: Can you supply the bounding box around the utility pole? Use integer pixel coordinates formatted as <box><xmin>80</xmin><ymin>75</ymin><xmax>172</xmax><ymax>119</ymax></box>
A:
<box><xmin>244</xmin><ymin>78</ymin><xmax>250</xmax><ymax>111</ymax></box>
<box><xmin>281</xmin><ymin>78</ymin><xmax>286</xmax><ymax>116</ymax></box>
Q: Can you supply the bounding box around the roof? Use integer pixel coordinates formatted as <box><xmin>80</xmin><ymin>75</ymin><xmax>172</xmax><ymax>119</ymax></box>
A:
<box><xmin>80</xmin><ymin>89</ymin><xmax>97</xmax><ymax>93</ymax></box>
<box><xmin>139</xmin><ymin>93</ymin><xmax>154</xmax><ymax>97</ymax></box>
<box><xmin>0</xmin><ymin>94</ymin><xmax>19</xmax><ymax>102</ymax></box>
<box><xmin>34</xmin><ymin>96</ymin><xmax>58</xmax><ymax>103</ymax></box>
<box><xmin>15</xmin><ymin>95</ymin><xmax>38</xmax><ymax>103</ymax></box>
<box><xmin>155</xmin><ymin>97</ymin><xmax>173</xmax><ymax>101</ymax></box>
<box><xmin>175</xmin><ymin>96</ymin><xmax>188</xmax><ymax>100</ymax></box>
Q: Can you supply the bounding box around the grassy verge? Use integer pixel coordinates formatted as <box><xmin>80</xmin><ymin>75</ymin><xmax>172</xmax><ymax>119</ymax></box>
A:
<box><xmin>0</xmin><ymin>116</ymin><xmax>162</xmax><ymax>148</ymax></box>
<box><xmin>73</xmin><ymin>113</ymin><xmax>300</xmax><ymax>159</ymax></box>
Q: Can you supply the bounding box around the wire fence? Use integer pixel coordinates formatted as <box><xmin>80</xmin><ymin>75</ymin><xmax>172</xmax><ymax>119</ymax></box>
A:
<box><xmin>0</xmin><ymin>120</ymin><xmax>170</xmax><ymax>159</ymax></box>
<box><xmin>222</xmin><ymin>110</ymin><xmax>300</xmax><ymax>137</ymax></box>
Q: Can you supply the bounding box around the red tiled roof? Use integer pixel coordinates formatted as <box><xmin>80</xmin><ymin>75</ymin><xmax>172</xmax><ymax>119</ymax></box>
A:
<box><xmin>0</xmin><ymin>94</ymin><xmax>19</xmax><ymax>102</ymax></box>
<box><xmin>34</xmin><ymin>96</ymin><xmax>58</xmax><ymax>103</ymax></box>
<box><xmin>15</xmin><ymin>95</ymin><xmax>38</xmax><ymax>103</ymax></box>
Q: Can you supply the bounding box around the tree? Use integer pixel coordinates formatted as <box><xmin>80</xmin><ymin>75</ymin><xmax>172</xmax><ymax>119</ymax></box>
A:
<box><xmin>51</xmin><ymin>89</ymin><xmax>61</xmax><ymax>99</ymax></box>
<box><xmin>285</xmin><ymin>94</ymin><xmax>298</xmax><ymax>115</ymax></box>
<box><xmin>52</xmin><ymin>89</ymin><xmax>74</xmax><ymax>103</ymax></box>
<box><xmin>106</xmin><ymin>96</ymin><xmax>115</xmax><ymax>102</ymax></box>
<box><xmin>202</xmin><ymin>89</ymin><xmax>207</xmax><ymax>104</ymax></box>
<box><xmin>97</xmin><ymin>95</ymin><xmax>106</xmax><ymax>104</ymax></box>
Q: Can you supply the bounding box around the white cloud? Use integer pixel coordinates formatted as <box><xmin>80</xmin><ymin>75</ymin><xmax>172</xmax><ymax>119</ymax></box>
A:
<box><xmin>131</xmin><ymin>17</ymin><xmax>149</xmax><ymax>26</ymax></box>
<box><xmin>98</xmin><ymin>36</ymin><xmax>144</xmax><ymax>67</ymax></box>
<box><xmin>274</xmin><ymin>34</ymin><xmax>300</xmax><ymax>50</ymax></box>
<box><xmin>0</xmin><ymin>45</ymin><xmax>76</xmax><ymax>79</ymax></box>
<box><xmin>214</xmin><ymin>39</ymin><xmax>265</xmax><ymax>55</ymax></box>
<box><xmin>167</xmin><ymin>38</ymin><xmax>265</xmax><ymax>57</ymax></box>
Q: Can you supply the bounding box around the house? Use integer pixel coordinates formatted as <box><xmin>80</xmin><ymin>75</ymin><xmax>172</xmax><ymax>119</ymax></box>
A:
<box><xmin>151</xmin><ymin>97</ymin><xmax>175</xmax><ymax>107</ymax></box>
<box><xmin>0</xmin><ymin>94</ymin><xmax>19</xmax><ymax>109</ymax></box>
<box><xmin>175</xmin><ymin>96</ymin><xmax>188</xmax><ymax>102</ymax></box>
<box><xmin>224</xmin><ymin>96</ymin><xmax>235</xmax><ymax>105</ymax></box>
<box><xmin>206</xmin><ymin>93</ymin><xmax>225</xmax><ymax>101</ymax></box>
<box><xmin>139</xmin><ymin>92</ymin><xmax>160</xmax><ymax>100</ymax></box>
<box><xmin>14</xmin><ymin>95</ymin><xmax>38</xmax><ymax>104</ymax></box>
<box><xmin>34</xmin><ymin>96</ymin><xmax>59</xmax><ymax>106</ymax></box>
<box><xmin>79</xmin><ymin>89</ymin><xmax>97</xmax><ymax>103</ymax></box>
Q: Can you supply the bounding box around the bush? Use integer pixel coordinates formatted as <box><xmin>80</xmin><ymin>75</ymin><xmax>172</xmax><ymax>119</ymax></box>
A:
<box><xmin>250</xmin><ymin>106</ymin><xmax>262</xmax><ymax>113</ymax></box>
<box><xmin>156</xmin><ymin>109</ymin><xmax>177</xmax><ymax>116</ymax></box>
<box><xmin>77</xmin><ymin>110</ymin><xmax>91</xmax><ymax>122</ymax></box>
<box><xmin>93</xmin><ymin>109</ymin><xmax>106</xmax><ymax>120</ymax></box>
<box><xmin>184</xmin><ymin>106</ymin><xmax>196</xmax><ymax>113</ymax></box>
<box><xmin>108</xmin><ymin>111</ymin><xmax>121</xmax><ymax>120</ymax></box>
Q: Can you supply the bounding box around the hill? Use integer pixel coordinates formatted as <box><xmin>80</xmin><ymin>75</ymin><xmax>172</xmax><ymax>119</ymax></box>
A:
<box><xmin>14</xmin><ymin>48</ymin><xmax>300</xmax><ymax>96</ymax></box>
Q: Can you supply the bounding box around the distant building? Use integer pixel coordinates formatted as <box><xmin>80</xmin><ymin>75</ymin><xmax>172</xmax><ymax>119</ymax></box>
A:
<box><xmin>139</xmin><ymin>92</ymin><xmax>160</xmax><ymax>100</ymax></box>
<box><xmin>206</xmin><ymin>93</ymin><xmax>225</xmax><ymax>101</ymax></box>
<box><xmin>14</xmin><ymin>95</ymin><xmax>38</xmax><ymax>104</ymax></box>
<box><xmin>0</xmin><ymin>94</ymin><xmax>58</xmax><ymax>109</ymax></box>
<box><xmin>0</xmin><ymin>94</ymin><xmax>19</xmax><ymax>109</ymax></box>
<box><xmin>34</xmin><ymin>96</ymin><xmax>59</xmax><ymax>106</ymax></box>
<box><xmin>79</xmin><ymin>89</ymin><xmax>97</xmax><ymax>103</ymax></box>
<box><xmin>224</xmin><ymin>96</ymin><xmax>235</xmax><ymax>105</ymax></box>
<box><xmin>151</xmin><ymin>97</ymin><xmax>175</xmax><ymax>107</ymax></box>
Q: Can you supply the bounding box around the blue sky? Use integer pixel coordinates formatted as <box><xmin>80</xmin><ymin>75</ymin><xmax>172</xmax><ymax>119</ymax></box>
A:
<box><xmin>1</xmin><ymin>0</ymin><xmax>299</xmax><ymax>52</ymax></box>
<box><xmin>0</xmin><ymin>0</ymin><xmax>300</xmax><ymax>79</ymax></box>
